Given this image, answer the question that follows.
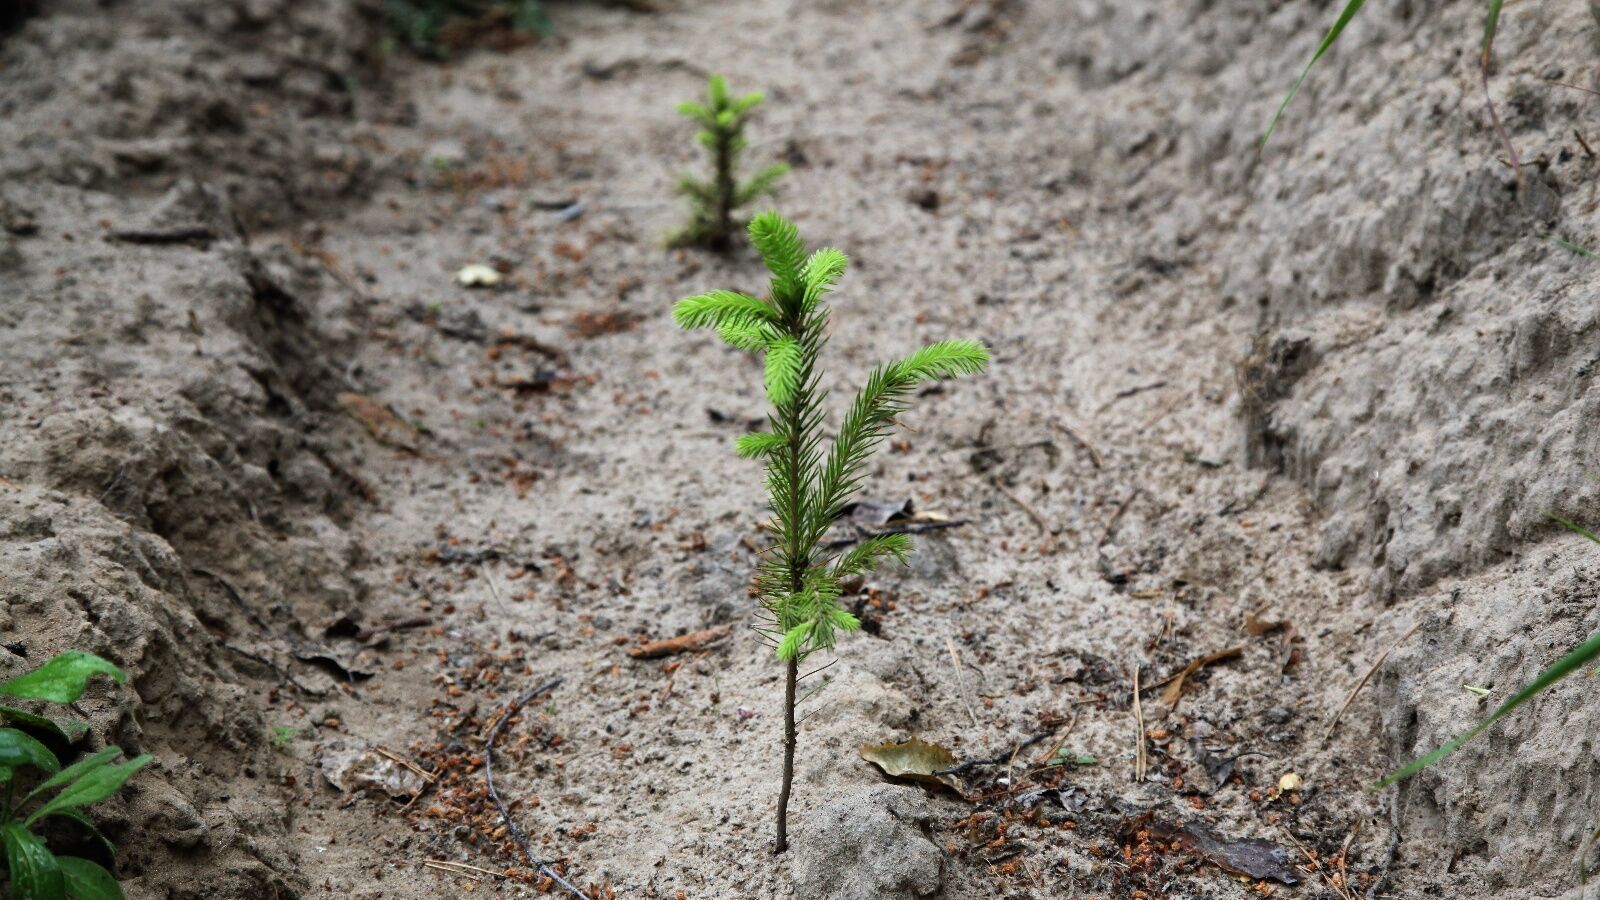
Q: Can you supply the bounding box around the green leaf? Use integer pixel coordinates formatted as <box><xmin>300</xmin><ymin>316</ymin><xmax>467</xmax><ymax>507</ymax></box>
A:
<box><xmin>673</xmin><ymin>291</ymin><xmax>775</xmax><ymax>331</ymax></box>
<box><xmin>22</xmin><ymin>748</ymin><xmax>120</xmax><ymax>807</ymax></box>
<box><xmin>2</xmin><ymin>823</ymin><xmax>65</xmax><ymax>900</ymax></box>
<box><xmin>0</xmin><ymin>705</ymin><xmax>89</xmax><ymax>744</ymax></box>
<box><xmin>46</xmin><ymin>809</ymin><xmax>116</xmax><ymax>861</ymax></box>
<box><xmin>1374</xmin><ymin>629</ymin><xmax>1600</xmax><ymax>790</ymax></box>
<box><xmin>735</xmin><ymin>432</ymin><xmax>786</xmax><ymax>460</ymax></box>
<box><xmin>1261</xmin><ymin>0</ymin><xmax>1368</xmax><ymax>148</ymax></box>
<box><xmin>58</xmin><ymin>856</ymin><xmax>123</xmax><ymax>900</ymax></box>
<box><xmin>763</xmin><ymin>338</ymin><xmax>803</xmax><ymax>406</ymax></box>
<box><xmin>707</xmin><ymin>74</ymin><xmax>727</xmax><ymax>109</ymax></box>
<box><xmin>893</xmin><ymin>339</ymin><xmax>990</xmax><ymax>382</ymax></box>
<box><xmin>0</xmin><ymin>728</ymin><xmax>60</xmax><ymax>776</ymax></box>
<box><xmin>27</xmin><ymin>755</ymin><xmax>152</xmax><ymax>827</ymax></box>
<box><xmin>747</xmin><ymin>212</ymin><xmax>807</xmax><ymax>308</ymax></box>
<box><xmin>0</xmin><ymin>652</ymin><xmax>125</xmax><ymax>705</ymax></box>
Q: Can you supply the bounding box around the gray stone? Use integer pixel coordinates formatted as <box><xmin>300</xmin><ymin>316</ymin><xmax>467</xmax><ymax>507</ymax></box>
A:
<box><xmin>792</xmin><ymin>785</ymin><xmax>943</xmax><ymax>900</ymax></box>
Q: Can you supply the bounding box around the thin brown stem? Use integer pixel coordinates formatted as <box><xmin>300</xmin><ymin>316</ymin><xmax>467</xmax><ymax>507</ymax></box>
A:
<box><xmin>775</xmin><ymin>656</ymin><xmax>799</xmax><ymax>853</ymax></box>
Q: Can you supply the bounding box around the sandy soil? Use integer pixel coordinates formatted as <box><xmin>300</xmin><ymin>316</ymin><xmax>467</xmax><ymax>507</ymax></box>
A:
<box><xmin>3</xmin><ymin>1</ymin><xmax>1599</xmax><ymax>898</ymax></box>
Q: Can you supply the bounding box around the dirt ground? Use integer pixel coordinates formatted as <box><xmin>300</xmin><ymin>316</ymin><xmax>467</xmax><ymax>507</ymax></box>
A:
<box><xmin>3</xmin><ymin>1</ymin><xmax>1600</xmax><ymax>898</ymax></box>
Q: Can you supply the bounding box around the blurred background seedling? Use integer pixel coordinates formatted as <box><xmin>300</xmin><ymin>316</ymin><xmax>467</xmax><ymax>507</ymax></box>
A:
<box><xmin>668</xmin><ymin>76</ymin><xmax>790</xmax><ymax>250</ymax></box>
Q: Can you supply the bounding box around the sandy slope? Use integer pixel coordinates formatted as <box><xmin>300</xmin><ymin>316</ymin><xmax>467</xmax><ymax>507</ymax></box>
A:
<box><xmin>3</xmin><ymin>1</ymin><xmax>1598</xmax><ymax>898</ymax></box>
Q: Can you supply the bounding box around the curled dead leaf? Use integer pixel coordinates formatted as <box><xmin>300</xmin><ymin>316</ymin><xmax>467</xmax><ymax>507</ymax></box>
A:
<box><xmin>1157</xmin><ymin>646</ymin><xmax>1243</xmax><ymax>710</ymax></box>
<box><xmin>337</xmin><ymin>392</ymin><xmax>419</xmax><ymax>451</ymax></box>
<box><xmin>1140</xmin><ymin>817</ymin><xmax>1300</xmax><ymax>885</ymax></box>
<box><xmin>859</xmin><ymin>737</ymin><xmax>962</xmax><ymax>793</ymax></box>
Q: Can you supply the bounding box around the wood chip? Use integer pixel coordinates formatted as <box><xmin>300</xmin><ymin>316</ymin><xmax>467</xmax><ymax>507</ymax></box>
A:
<box><xmin>626</xmin><ymin>625</ymin><xmax>731</xmax><ymax>659</ymax></box>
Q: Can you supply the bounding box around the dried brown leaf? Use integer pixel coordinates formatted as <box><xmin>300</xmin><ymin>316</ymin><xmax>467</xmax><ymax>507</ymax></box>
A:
<box><xmin>859</xmin><ymin>737</ymin><xmax>960</xmax><ymax>791</ymax></box>
<box><xmin>1158</xmin><ymin>646</ymin><xmax>1242</xmax><ymax>709</ymax></box>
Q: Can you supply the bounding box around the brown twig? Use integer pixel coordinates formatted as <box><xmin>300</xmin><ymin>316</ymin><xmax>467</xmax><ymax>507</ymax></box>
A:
<box><xmin>423</xmin><ymin>860</ymin><xmax>510</xmax><ymax>881</ymax></box>
<box><xmin>627</xmin><ymin>625</ymin><xmax>732</xmax><ymax>659</ymax></box>
<box><xmin>1577</xmin><ymin>128</ymin><xmax>1598</xmax><ymax>159</ymax></box>
<box><xmin>1365</xmin><ymin>828</ymin><xmax>1400</xmax><ymax>900</ymax></box>
<box><xmin>1281</xmin><ymin>827</ymin><xmax>1354</xmax><ymax>900</ymax></box>
<box><xmin>1033</xmin><ymin>712</ymin><xmax>1079</xmax><ymax>766</ymax></box>
<box><xmin>376</xmin><ymin>746</ymin><xmax>437</xmax><ymax>783</ymax></box>
<box><xmin>990</xmin><ymin>477</ymin><xmax>1056</xmax><ymax>551</ymax></box>
<box><xmin>946</xmin><ymin>636</ymin><xmax>981</xmax><ymax>728</ymax></box>
<box><xmin>1131</xmin><ymin>663</ymin><xmax>1147</xmax><ymax>782</ymax></box>
<box><xmin>1051</xmin><ymin>419</ymin><xmax>1103</xmax><ymax>469</ymax></box>
<box><xmin>1158</xmin><ymin>646</ymin><xmax>1244</xmax><ymax>712</ymax></box>
<box><xmin>1097</xmin><ymin>489</ymin><xmax>1139</xmax><ymax>547</ymax></box>
<box><xmin>483</xmin><ymin>678</ymin><xmax>585</xmax><ymax>898</ymax></box>
<box><xmin>1481</xmin><ymin>22</ymin><xmax>1520</xmax><ymax>183</ymax></box>
<box><xmin>1325</xmin><ymin>621</ymin><xmax>1421</xmax><ymax>738</ymax></box>
<box><xmin>823</xmin><ymin>519</ymin><xmax>968</xmax><ymax>548</ymax></box>
<box><xmin>932</xmin><ymin>732</ymin><xmax>1051</xmax><ymax>777</ymax></box>
<box><xmin>1099</xmin><ymin>380</ymin><xmax>1168</xmax><ymax>412</ymax></box>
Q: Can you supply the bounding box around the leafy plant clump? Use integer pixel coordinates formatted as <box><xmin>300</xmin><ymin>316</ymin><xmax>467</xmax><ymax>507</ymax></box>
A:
<box><xmin>0</xmin><ymin>652</ymin><xmax>152</xmax><ymax>900</ymax></box>
<box><xmin>669</xmin><ymin>76</ymin><xmax>790</xmax><ymax>251</ymax></box>
<box><xmin>1376</xmin><ymin>516</ymin><xmax>1599</xmax><ymax>789</ymax></box>
<box><xmin>674</xmin><ymin>211</ymin><xmax>988</xmax><ymax>850</ymax></box>
<box><xmin>384</xmin><ymin>0</ymin><xmax>553</xmax><ymax>58</ymax></box>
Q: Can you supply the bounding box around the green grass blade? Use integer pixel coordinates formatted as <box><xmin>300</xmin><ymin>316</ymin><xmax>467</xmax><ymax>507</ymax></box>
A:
<box><xmin>1261</xmin><ymin>0</ymin><xmax>1368</xmax><ymax>149</ymax></box>
<box><xmin>1480</xmin><ymin>0</ymin><xmax>1504</xmax><ymax>69</ymax></box>
<box><xmin>1374</xmin><ymin>516</ymin><xmax>1600</xmax><ymax>790</ymax></box>
<box><xmin>1549</xmin><ymin>514</ymin><xmax>1600</xmax><ymax>545</ymax></box>
<box><xmin>1374</xmin><ymin>629</ymin><xmax>1600</xmax><ymax>790</ymax></box>
<box><xmin>1549</xmin><ymin>238</ymin><xmax>1600</xmax><ymax>261</ymax></box>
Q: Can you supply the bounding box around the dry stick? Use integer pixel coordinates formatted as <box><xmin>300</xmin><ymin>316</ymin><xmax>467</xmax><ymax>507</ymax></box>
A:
<box><xmin>1365</xmin><ymin>829</ymin><xmax>1400</xmax><ymax>900</ymax></box>
<box><xmin>823</xmin><ymin>519</ymin><xmax>967</xmax><ymax>548</ymax></box>
<box><xmin>1280</xmin><ymin>827</ymin><xmax>1353</xmax><ymax>900</ymax></box>
<box><xmin>1034</xmin><ymin>711</ymin><xmax>1080</xmax><ymax>766</ymax></box>
<box><xmin>1052</xmin><ymin>420</ymin><xmax>1103</xmax><ymax>469</ymax></box>
<box><xmin>946</xmin><ymin>636</ymin><xmax>982</xmax><ymax>728</ymax></box>
<box><xmin>1139</xmin><ymin>391</ymin><xmax>1182</xmax><ymax>430</ymax></box>
<box><xmin>1325</xmin><ymin>621</ymin><xmax>1422</xmax><ymax>739</ymax></box>
<box><xmin>375</xmin><ymin>746</ymin><xmax>436</xmax><ymax>783</ymax></box>
<box><xmin>483</xmin><ymin>678</ymin><xmax>585</xmax><ymax>898</ymax></box>
<box><xmin>423</xmin><ymin>860</ymin><xmax>510</xmax><ymax>881</ymax></box>
<box><xmin>990</xmin><ymin>477</ymin><xmax>1056</xmax><ymax>551</ymax></box>
<box><xmin>1131</xmin><ymin>664</ymin><xmax>1148</xmax><ymax>782</ymax></box>
<box><xmin>1481</xmin><ymin>23</ymin><xmax>1520</xmax><ymax>183</ymax></box>
<box><xmin>482</xmin><ymin>565</ymin><xmax>509</xmax><ymax>615</ymax></box>
<box><xmin>1097</xmin><ymin>489</ymin><xmax>1139</xmax><ymax>548</ymax></box>
<box><xmin>1099</xmin><ymin>380</ymin><xmax>1168</xmax><ymax>412</ymax></box>
<box><xmin>933</xmin><ymin>732</ymin><xmax>1052</xmax><ymax>777</ymax></box>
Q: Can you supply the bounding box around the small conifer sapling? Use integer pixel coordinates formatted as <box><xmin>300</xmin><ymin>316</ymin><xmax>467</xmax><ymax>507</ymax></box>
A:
<box><xmin>674</xmin><ymin>211</ymin><xmax>988</xmax><ymax>851</ymax></box>
<box><xmin>670</xmin><ymin>76</ymin><xmax>789</xmax><ymax>250</ymax></box>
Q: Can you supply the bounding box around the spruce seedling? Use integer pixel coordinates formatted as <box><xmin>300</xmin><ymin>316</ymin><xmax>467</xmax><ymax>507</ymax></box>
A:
<box><xmin>669</xmin><ymin>76</ymin><xmax>789</xmax><ymax>250</ymax></box>
<box><xmin>674</xmin><ymin>211</ymin><xmax>989</xmax><ymax>851</ymax></box>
